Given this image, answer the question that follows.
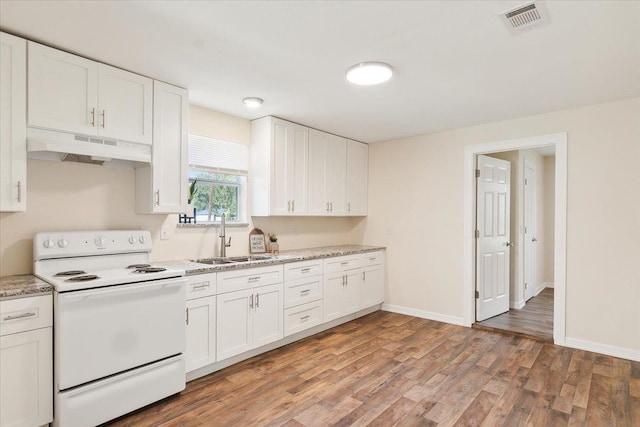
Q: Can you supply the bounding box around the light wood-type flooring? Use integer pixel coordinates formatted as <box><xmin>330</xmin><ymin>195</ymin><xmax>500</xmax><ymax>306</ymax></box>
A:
<box><xmin>106</xmin><ymin>310</ymin><xmax>639</xmax><ymax>426</ymax></box>
<box><xmin>474</xmin><ymin>288</ymin><xmax>554</xmax><ymax>342</ymax></box>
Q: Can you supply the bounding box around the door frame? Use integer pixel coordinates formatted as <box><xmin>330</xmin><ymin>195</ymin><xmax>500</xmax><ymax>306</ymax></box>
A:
<box><xmin>523</xmin><ymin>158</ymin><xmax>537</xmax><ymax>302</ymax></box>
<box><xmin>463</xmin><ymin>132</ymin><xmax>567</xmax><ymax>345</ymax></box>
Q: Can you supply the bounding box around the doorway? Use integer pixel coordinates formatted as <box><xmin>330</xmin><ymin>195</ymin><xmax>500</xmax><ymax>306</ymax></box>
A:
<box><xmin>463</xmin><ymin>133</ymin><xmax>567</xmax><ymax>345</ymax></box>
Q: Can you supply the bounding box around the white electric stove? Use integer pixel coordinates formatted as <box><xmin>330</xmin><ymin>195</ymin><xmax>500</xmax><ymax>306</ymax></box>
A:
<box><xmin>34</xmin><ymin>230</ymin><xmax>187</xmax><ymax>427</ymax></box>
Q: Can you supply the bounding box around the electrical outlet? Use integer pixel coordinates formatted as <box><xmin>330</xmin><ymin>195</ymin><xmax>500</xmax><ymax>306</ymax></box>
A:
<box><xmin>160</xmin><ymin>227</ymin><xmax>169</xmax><ymax>240</ymax></box>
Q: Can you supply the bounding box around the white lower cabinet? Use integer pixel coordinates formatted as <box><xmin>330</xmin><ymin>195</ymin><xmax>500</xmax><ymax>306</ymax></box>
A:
<box><xmin>360</xmin><ymin>252</ymin><xmax>385</xmax><ymax>309</ymax></box>
<box><xmin>323</xmin><ymin>269</ymin><xmax>361</xmax><ymax>322</ymax></box>
<box><xmin>216</xmin><ymin>283</ymin><xmax>283</xmax><ymax>362</ymax></box>
<box><xmin>284</xmin><ymin>301</ymin><xmax>323</xmax><ymax>337</ymax></box>
<box><xmin>0</xmin><ymin>295</ymin><xmax>53</xmax><ymax>427</ymax></box>
<box><xmin>185</xmin><ymin>296</ymin><xmax>216</xmax><ymax>373</ymax></box>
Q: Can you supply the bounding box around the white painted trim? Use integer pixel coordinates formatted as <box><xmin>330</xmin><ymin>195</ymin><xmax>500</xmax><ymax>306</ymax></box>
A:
<box><xmin>463</xmin><ymin>132</ymin><xmax>567</xmax><ymax>347</ymax></box>
<box><xmin>382</xmin><ymin>304</ymin><xmax>465</xmax><ymax>326</ymax></box>
<box><xmin>565</xmin><ymin>337</ymin><xmax>640</xmax><ymax>362</ymax></box>
<box><xmin>510</xmin><ymin>300</ymin><xmax>525</xmax><ymax>309</ymax></box>
<box><xmin>535</xmin><ymin>283</ymin><xmax>546</xmax><ymax>296</ymax></box>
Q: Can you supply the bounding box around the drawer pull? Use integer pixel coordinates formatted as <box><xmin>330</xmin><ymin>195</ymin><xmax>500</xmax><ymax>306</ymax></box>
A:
<box><xmin>248</xmin><ymin>276</ymin><xmax>261</xmax><ymax>282</ymax></box>
<box><xmin>191</xmin><ymin>283</ymin><xmax>210</xmax><ymax>290</ymax></box>
<box><xmin>369</xmin><ymin>257</ymin><xmax>377</xmax><ymax>261</ymax></box>
<box><xmin>300</xmin><ymin>315</ymin><xmax>310</xmax><ymax>322</ymax></box>
<box><xmin>341</xmin><ymin>262</ymin><xmax>349</xmax><ymax>266</ymax></box>
<box><xmin>300</xmin><ymin>289</ymin><xmax>310</xmax><ymax>296</ymax></box>
<box><xmin>3</xmin><ymin>312</ymin><xmax>36</xmax><ymax>321</ymax></box>
<box><xmin>301</xmin><ymin>267</ymin><xmax>311</xmax><ymax>273</ymax></box>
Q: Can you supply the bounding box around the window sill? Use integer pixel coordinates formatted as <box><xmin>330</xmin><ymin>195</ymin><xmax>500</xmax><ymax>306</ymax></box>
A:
<box><xmin>176</xmin><ymin>222</ymin><xmax>250</xmax><ymax>229</ymax></box>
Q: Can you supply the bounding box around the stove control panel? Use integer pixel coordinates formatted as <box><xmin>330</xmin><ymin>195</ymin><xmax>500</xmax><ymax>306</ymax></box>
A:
<box><xmin>34</xmin><ymin>230</ymin><xmax>153</xmax><ymax>260</ymax></box>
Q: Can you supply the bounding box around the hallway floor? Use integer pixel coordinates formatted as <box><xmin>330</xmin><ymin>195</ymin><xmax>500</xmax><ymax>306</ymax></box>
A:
<box><xmin>474</xmin><ymin>288</ymin><xmax>554</xmax><ymax>342</ymax></box>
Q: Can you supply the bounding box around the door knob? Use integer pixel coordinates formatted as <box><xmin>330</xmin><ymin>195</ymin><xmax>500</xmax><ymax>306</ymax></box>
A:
<box><xmin>506</xmin><ymin>241</ymin><xmax>513</xmax><ymax>247</ymax></box>
<box><xmin>532</xmin><ymin>237</ymin><xmax>537</xmax><ymax>242</ymax></box>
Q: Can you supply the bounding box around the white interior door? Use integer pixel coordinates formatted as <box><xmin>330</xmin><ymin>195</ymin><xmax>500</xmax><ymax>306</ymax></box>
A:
<box><xmin>524</xmin><ymin>161</ymin><xmax>537</xmax><ymax>301</ymax></box>
<box><xmin>476</xmin><ymin>155</ymin><xmax>511</xmax><ymax>321</ymax></box>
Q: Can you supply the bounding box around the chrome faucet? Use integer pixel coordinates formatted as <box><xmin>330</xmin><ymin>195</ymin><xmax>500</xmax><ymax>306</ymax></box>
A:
<box><xmin>219</xmin><ymin>213</ymin><xmax>232</xmax><ymax>257</ymax></box>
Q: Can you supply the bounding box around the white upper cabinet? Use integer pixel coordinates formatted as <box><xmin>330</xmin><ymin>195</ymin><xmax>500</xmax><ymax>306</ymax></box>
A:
<box><xmin>97</xmin><ymin>64</ymin><xmax>152</xmax><ymax>145</ymax></box>
<box><xmin>27</xmin><ymin>42</ymin><xmax>152</xmax><ymax>145</ymax></box>
<box><xmin>136</xmin><ymin>81</ymin><xmax>188</xmax><ymax>214</ymax></box>
<box><xmin>251</xmin><ymin>116</ymin><xmax>308</xmax><ymax>216</ymax></box>
<box><xmin>308</xmin><ymin>129</ymin><xmax>346</xmax><ymax>216</ymax></box>
<box><xmin>0</xmin><ymin>32</ymin><xmax>27</xmax><ymax>212</ymax></box>
<box><xmin>346</xmin><ymin>139</ymin><xmax>368</xmax><ymax>216</ymax></box>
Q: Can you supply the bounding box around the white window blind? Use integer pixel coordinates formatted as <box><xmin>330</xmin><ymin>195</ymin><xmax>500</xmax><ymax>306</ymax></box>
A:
<box><xmin>188</xmin><ymin>134</ymin><xmax>249</xmax><ymax>175</ymax></box>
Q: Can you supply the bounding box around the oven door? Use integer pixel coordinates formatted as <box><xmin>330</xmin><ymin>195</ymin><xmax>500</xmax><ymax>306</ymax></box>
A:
<box><xmin>55</xmin><ymin>277</ymin><xmax>185</xmax><ymax>391</ymax></box>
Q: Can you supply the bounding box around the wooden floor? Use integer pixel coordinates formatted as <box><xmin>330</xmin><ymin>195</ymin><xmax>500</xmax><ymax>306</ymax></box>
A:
<box><xmin>107</xmin><ymin>310</ymin><xmax>639</xmax><ymax>427</ymax></box>
<box><xmin>474</xmin><ymin>288</ymin><xmax>554</xmax><ymax>342</ymax></box>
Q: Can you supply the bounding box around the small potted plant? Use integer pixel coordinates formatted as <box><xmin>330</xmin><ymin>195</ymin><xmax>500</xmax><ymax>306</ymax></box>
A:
<box><xmin>268</xmin><ymin>233</ymin><xmax>279</xmax><ymax>254</ymax></box>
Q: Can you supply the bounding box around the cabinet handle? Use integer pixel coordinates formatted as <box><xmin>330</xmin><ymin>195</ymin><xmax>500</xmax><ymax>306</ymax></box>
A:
<box><xmin>17</xmin><ymin>181</ymin><xmax>22</xmax><ymax>203</ymax></box>
<box><xmin>300</xmin><ymin>315</ymin><xmax>310</xmax><ymax>322</ymax></box>
<box><xmin>101</xmin><ymin>109</ymin><xmax>107</xmax><ymax>128</ymax></box>
<box><xmin>186</xmin><ymin>307</ymin><xmax>189</xmax><ymax>325</ymax></box>
<box><xmin>191</xmin><ymin>283</ymin><xmax>210</xmax><ymax>290</ymax></box>
<box><xmin>255</xmin><ymin>293</ymin><xmax>259</xmax><ymax>308</ymax></box>
<box><xmin>341</xmin><ymin>262</ymin><xmax>349</xmax><ymax>266</ymax></box>
<box><xmin>3</xmin><ymin>312</ymin><xmax>36</xmax><ymax>321</ymax></box>
<box><xmin>347</xmin><ymin>203</ymin><xmax>351</xmax><ymax>213</ymax></box>
<box><xmin>249</xmin><ymin>294</ymin><xmax>254</xmax><ymax>309</ymax></box>
<box><xmin>90</xmin><ymin>107</ymin><xmax>96</xmax><ymax>126</ymax></box>
<box><xmin>326</xmin><ymin>202</ymin><xmax>329</xmax><ymax>212</ymax></box>
<box><xmin>155</xmin><ymin>190</ymin><xmax>160</xmax><ymax>206</ymax></box>
<box><xmin>292</xmin><ymin>200</ymin><xmax>295</xmax><ymax>212</ymax></box>
<box><xmin>330</xmin><ymin>202</ymin><xmax>333</xmax><ymax>212</ymax></box>
<box><xmin>248</xmin><ymin>276</ymin><xmax>261</xmax><ymax>283</ymax></box>
<box><xmin>342</xmin><ymin>275</ymin><xmax>346</xmax><ymax>286</ymax></box>
<box><xmin>288</xmin><ymin>200</ymin><xmax>291</xmax><ymax>212</ymax></box>
<box><xmin>301</xmin><ymin>267</ymin><xmax>311</xmax><ymax>273</ymax></box>
<box><xmin>300</xmin><ymin>289</ymin><xmax>310</xmax><ymax>296</ymax></box>
<box><xmin>362</xmin><ymin>271</ymin><xmax>366</xmax><ymax>281</ymax></box>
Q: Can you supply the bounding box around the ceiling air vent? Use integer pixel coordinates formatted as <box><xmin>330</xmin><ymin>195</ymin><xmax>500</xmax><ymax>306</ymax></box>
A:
<box><xmin>499</xmin><ymin>1</ymin><xmax>549</xmax><ymax>34</ymax></box>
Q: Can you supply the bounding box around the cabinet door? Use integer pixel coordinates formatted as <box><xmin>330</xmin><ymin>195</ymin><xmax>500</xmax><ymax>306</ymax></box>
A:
<box><xmin>323</xmin><ymin>271</ymin><xmax>347</xmax><ymax>322</ymax></box>
<box><xmin>216</xmin><ymin>289</ymin><xmax>253</xmax><ymax>361</ymax></box>
<box><xmin>361</xmin><ymin>264</ymin><xmax>385</xmax><ymax>309</ymax></box>
<box><xmin>270</xmin><ymin>118</ymin><xmax>308</xmax><ymax>215</ymax></box>
<box><xmin>308</xmin><ymin>129</ymin><xmax>329</xmax><ymax>215</ymax></box>
<box><xmin>326</xmin><ymin>134</ymin><xmax>347</xmax><ymax>215</ymax></box>
<box><xmin>151</xmin><ymin>81</ymin><xmax>188</xmax><ymax>213</ymax></box>
<box><xmin>346</xmin><ymin>140</ymin><xmax>368</xmax><ymax>215</ymax></box>
<box><xmin>97</xmin><ymin>64</ymin><xmax>152</xmax><ymax>144</ymax></box>
<box><xmin>0</xmin><ymin>328</ymin><xmax>53</xmax><ymax>427</ymax></box>
<box><xmin>185</xmin><ymin>296</ymin><xmax>216</xmax><ymax>373</ymax></box>
<box><xmin>343</xmin><ymin>270</ymin><xmax>362</xmax><ymax>316</ymax></box>
<box><xmin>252</xmin><ymin>283</ymin><xmax>283</xmax><ymax>348</ymax></box>
<box><xmin>28</xmin><ymin>42</ymin><xmax>98</xmax><ymax>135</ymax></box>
<box><xmin>0</xmin><ymin>32</ymin><xmax>27</xmax><ymax>212</ymax></box>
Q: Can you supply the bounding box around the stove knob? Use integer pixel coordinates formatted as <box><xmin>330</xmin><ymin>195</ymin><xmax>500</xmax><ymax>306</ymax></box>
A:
<box><xmin>129</xmin><ymin>236</ymin><xmax>137</xmax><ymax>244</ymax></box>
<box><xmin>58</xmin><ymin>239</ymin><xmax>69</xmax><ymax>248</ymax></box>
<box><xmin>95</xmin><ymin>236</ymin><xmax>107</xmax><ymax>247</ymax></box>
<box><xmin>43</xmin><ymin>239</ymin><xmax>55</xmax><ymax>249</ymax></box>
<box><xmin>138</xmin><ymin>235</ymin><xmax>146</xmax><ymax>244</ymax></box>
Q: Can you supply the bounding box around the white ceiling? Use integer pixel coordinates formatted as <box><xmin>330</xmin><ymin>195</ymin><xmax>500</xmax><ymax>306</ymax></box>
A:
<box><xmin>1</xmin><ymin>1</ymin><xmax>639</xmax><ymax>143</ymax></box>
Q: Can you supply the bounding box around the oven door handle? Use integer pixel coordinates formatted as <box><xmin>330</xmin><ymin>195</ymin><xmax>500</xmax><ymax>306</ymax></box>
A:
<box><xmin>58</xmin><ymin>279</ymin><xmax>185</xmax><ymax>300</ymax></box>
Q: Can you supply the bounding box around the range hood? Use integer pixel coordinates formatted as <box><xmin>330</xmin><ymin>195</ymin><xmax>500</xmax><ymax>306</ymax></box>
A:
<box><xmin>26</xmin><ymin>127</ymin><xmax>152</xmax><ymax>168</ymax></box>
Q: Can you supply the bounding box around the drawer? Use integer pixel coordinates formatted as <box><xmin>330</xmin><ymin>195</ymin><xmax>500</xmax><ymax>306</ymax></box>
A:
<box><xmin>284</xmin><ymin>259</ymin><xmax>323</xmax><ymax>282</ymax></box>
<box><xmin>284</xmin><ymin>276</ymin><xmax>322</xmax><ymax>309</ymax></box>
<box><xmin>217</xmin><ymin>265</ymin><xmax>283</xmax><ymax>294</ymax></box>
<box><xmin>323</xmin><ymin>255</ymin><xmax>362</xmax><ymax>273</ymax></box>
<box><xmin>361</xmin><ymin>251</ymin><xmax>385</xmax><ymax>267</ymax></box>
<box><xmin>284</xmin><ymin>301</ymin><xmax>322</xmax><ymax>337</ymax></box>
<box><xmin>0</xmin><ymin>294</ymin><xmax>52</xmax><ymax>336</ymax></box>
<box><xmin>185</xmin><ymin>273</ymin><xmax>217</xmax><ymax>300</ymax></box>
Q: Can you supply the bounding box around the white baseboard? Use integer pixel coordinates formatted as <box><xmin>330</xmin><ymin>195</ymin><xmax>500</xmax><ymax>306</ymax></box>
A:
<box><xmin>382</xmin><ymin>303</ymin><xmax>465</xmax><ymax>326</ymax></box>
<box><xmin>543</xmin><ymin>281</ymin><xmax>554</xmax><ymax>289</ymax></box>
<box><xmin>564</xmin><ymin>337</ymin><xmax>640</xmax><ymax>362</ymax></box>
<box><xmin>510</xmin><ymin>300</ymin><xmax>525</xmax><ymax>309</ymax></box>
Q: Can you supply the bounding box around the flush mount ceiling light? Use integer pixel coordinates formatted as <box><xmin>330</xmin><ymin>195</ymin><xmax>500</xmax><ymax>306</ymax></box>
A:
<box><xmin>345</xmin><ymin>62</ymin><xmax>393</xmax><ymax>85</ymax></box>
<box><xmin>243</xmin><ymin>97</ymin><xmax>263</xmax><ymax>108</ymax></box>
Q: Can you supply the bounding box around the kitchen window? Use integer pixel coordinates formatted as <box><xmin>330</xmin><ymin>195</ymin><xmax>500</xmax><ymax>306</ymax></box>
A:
<box><xmin>188</xmin><ymin>134</ymin><xmax>249</xmax><ymax>224</ymax></box>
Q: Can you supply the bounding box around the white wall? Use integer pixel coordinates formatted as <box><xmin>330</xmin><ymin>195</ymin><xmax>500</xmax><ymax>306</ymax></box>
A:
<box><xmin>355</xmin><ymin>97</ymin><xmax>640</xmax><ymax>356</ymax></box>
<box><xmin>543</xmin><ymin>156</ymin><xmax>555</xmax><ymax>285</ymax></box>
<box><xmin>0</xmin><ymin>106</ymin><xmax>360</xmax><ymax>275</ymax></box>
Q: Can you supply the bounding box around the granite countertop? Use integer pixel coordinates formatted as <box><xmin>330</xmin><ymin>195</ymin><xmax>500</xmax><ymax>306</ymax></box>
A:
<box><xmin>158</xmin><ymin>244</ymin><xmax>385</xmax><ymax>276</ymax></box>
<box><xmin>0</xmin><ymin>274</ymin><xmax>53</xmax><ymax>300</ymax></box>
